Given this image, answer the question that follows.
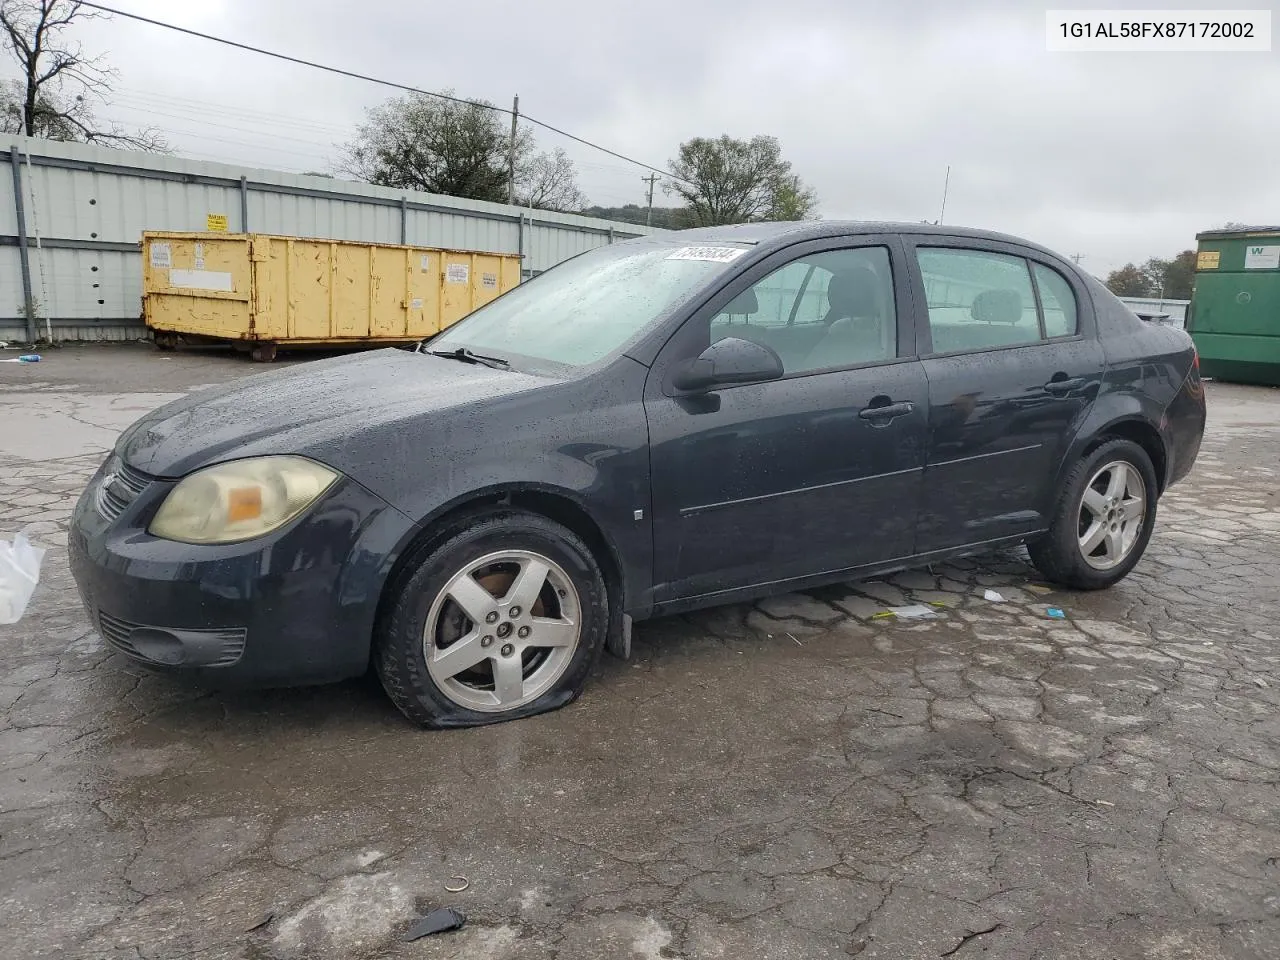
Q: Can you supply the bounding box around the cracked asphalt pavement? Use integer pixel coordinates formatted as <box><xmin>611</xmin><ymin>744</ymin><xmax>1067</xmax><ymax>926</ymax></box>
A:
<box><xmin>3</xmin><ymin>345</ymin><xmax>1280</xmax><ymax>960</ymax></box>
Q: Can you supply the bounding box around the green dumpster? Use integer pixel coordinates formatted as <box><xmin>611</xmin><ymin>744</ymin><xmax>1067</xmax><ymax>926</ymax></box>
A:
<box><xmin>1188</xmin><ymin>226</ymin><xmax>1280</xmax><ymax>385</ymax></box>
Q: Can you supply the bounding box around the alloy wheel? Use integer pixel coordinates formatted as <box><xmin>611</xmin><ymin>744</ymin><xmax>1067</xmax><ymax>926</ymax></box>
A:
<box><xmin>423</xmin><ymin>549</ymin><xmax>581</xmax><ymax>712</ymax></box>
<box><xmin>1077</xmin><ymin>460</ymin><xmax>1147</xmax><ymax>571</ymax></box>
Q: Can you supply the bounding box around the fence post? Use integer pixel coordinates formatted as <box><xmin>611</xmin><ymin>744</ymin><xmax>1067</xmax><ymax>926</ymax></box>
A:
<box><xmin>239</xmin><ymin>176</ymin><xmax>249</xmax><ymax>232</ymax></box>
<box><xmin>400</xmin><ymin>196</ymin><xmax>407</xmax><ymax>245</ymax></box>
<box><xmin>517</xmin><ymin>213</ymin><xmax>526</xmax><ymax>282</ymax></box>
<box><xmin>9</xmin><ymin>147</ymin><xmax>36</xmax><ymax>343</ymax></box>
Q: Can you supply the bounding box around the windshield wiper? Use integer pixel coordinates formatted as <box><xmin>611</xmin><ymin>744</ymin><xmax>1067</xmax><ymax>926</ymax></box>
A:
<box><xmin>424</xmin><ymin>346</ymin><xmax>510</xmax><ymax>370</ymax></box>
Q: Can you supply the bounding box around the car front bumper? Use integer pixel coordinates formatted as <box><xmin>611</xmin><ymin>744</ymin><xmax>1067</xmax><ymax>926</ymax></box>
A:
<box><xmin>68</xmin><ymin>454</ymin><xmax>417</xmax><ymax>687</ymax></box>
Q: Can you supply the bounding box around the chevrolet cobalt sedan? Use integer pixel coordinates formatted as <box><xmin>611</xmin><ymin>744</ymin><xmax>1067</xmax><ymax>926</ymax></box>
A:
<box><xmin>70</xmin><ymin>222</ymin><xmax>1206</xmax><ymax>727</ymax></box>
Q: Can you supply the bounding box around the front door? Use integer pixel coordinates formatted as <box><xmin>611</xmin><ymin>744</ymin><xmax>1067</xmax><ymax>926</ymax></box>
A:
<box><xmin>645</xmin><ymin>238</ymin><xmax>929</xmax><ymax>603</ymax></box>
<box><xmin>907</xmin><ymin>242</ymin><xmax>1104</xmax><ymax>553</ymax></box>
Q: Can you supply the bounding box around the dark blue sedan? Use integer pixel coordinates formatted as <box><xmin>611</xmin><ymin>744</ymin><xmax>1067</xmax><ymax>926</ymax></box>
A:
<box><xmin>70</xmin><ymin>222</ymin><xmax>1206</xmax><ymax>726</ymax></box>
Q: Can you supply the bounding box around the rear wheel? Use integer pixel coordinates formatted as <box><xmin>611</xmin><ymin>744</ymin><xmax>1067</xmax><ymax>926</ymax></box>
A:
<box><xmin>1028</xmin><ymin>439</ymin><xmax>1158</xmax><ymax>590</ymax></box>
<box><xmin>374</xmin><ymin>509</ymin><xmax>608</xmax><ymax>727</ymax></box>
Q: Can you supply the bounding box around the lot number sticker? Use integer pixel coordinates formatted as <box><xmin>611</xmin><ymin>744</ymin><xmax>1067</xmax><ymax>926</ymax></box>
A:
<box><xmin>446</xmin><ymin>263</ymin><xmax>470</xmax><ymax>284</ymax></box>
<box><xmin>665</xmin><ymin>246</ymin><xmax>747</xmax><ymax>263</ymax></box>
<box><xmin>1243</xmin><ymin>245</ymin><xmax>1280</xmax><ymax>270</ymax></box>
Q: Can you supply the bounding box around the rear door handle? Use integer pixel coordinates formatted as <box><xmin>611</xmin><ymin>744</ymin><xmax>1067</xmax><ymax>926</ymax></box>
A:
<box><xmin>859</xmin><ymin>400</ymin><xmax>915</xmax><ymax>422</ymax></box>
<box><xmin>1044</xmin><ymin>377</ymin><xmax>1086</xmax><ymax>395</ymax></box>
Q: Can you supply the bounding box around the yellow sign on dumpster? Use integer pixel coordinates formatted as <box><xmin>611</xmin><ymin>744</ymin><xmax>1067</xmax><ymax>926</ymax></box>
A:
<box><xmin>206</xmin><ymin>213</ymin><xmax>228</xmax><ymax>232</ymax></box>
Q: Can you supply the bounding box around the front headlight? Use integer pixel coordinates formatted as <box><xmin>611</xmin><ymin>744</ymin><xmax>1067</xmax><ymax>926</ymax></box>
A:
<box><xmin>149</xmin><ymin>456</ymin><xmax>339</xmax><ymax>544</ymax></box>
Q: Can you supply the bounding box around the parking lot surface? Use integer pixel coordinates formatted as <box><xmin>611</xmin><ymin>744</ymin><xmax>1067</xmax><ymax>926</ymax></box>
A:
<box><xmin>3</xmin><ymin>344</ymin><xmax>1279</xmax><ymax>960</ymax></box>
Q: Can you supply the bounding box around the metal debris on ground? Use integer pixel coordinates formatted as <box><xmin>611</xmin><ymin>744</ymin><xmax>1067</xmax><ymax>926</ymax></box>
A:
<box><xmin>1046</xmin><ymin>608</ymin><xmax>1067</xmax><ymax>619</ymax></box>
<box><xmin>787</xmin><ymin>632</ymin><xmax>802</xmax><ymax>646</ymax></box>
<box><xmin>403</xmin><ymin>907</ymin><xmax>466</xmax><ymax>941</ymax></box>
<box><xmin>983</xmin><ymin>589</ymin><xmax>1007</xmax><ymax>602</ymax></box>
<box><xmin>443</xmin><ymin>876</ymin><xmax>470</xmax><ymax>892</ymax></box>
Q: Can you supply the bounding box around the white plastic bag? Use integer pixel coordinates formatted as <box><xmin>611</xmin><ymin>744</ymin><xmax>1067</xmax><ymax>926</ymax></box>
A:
<box><xmin>0</xmin><ymin>532</ymin><xmax>45</xmax><ymax>624</ymax></box>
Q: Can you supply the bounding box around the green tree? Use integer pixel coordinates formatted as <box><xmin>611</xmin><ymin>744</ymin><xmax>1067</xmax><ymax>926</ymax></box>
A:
<box><xmin>666</xmin><ymin>134</ymin><xmax>817</xmax><ymax>226</ymax></box>
<box><xmin>1105</xmin><ymin>263</ymin><xmax>1153</xmax><ymax>298</ymax></box>
<box><xmin>340</xmin><ymin>92</ymin><xmax>587</xmax><ymax>211</ymax></box>
<box><xmin>1142</xmin><ymin>250</ymin><xmax>1196</xmax><ymax>299</ymax></box>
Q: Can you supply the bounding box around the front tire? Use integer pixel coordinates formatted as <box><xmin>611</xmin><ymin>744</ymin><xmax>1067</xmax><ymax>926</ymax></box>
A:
<box><xmin>374</xmin><ymin>509</ymin><xmax>608</xmax><ymax>728</ymax></box>
<box><xmin>1028</xmin><ymin>438</ymin><xmax>1158</xmax><ymax>590</ymax></box>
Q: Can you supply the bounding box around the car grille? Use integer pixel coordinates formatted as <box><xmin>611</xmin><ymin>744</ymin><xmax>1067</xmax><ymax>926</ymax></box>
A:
<box><xmin>97</xmin><ymin>610</ymin><xmax>144</xmax><ymax>657</ymax></box>
<box><xmin>95</xmin><ymin>459</ymin><xmax>154</xmax><ymax>522</ymax></box>
<box><xmin>96</xmin><ymin>610</ymin><xmax>248</xmax><ymax>667</ymax></box>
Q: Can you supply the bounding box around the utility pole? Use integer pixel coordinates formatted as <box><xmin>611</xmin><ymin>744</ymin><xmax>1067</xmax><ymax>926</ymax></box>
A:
<box><xmin>642</xmin><ymin>173</ymin><xmax>659</xmax><ymax>226</ymax></box>
<box><xmin>1071</xmin><ymin>253</ymin><xmax>1085</xmax><ymax>265</ymax></box>
<box><xmin>507</xmin><ymin>94</ymin><xmax>520</xmax><ymax>206</ymax></box>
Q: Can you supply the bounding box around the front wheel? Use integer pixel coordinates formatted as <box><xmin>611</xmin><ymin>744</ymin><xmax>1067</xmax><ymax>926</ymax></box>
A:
<box><xmin>1028</xmin><ymin>438</ymin><xmax>1159</xmax><ymax>590</ymax></box>
<box><xmin>374</xmin><ymin>509</ymin><xmax>608</xmax><ymax>728</ymax></box>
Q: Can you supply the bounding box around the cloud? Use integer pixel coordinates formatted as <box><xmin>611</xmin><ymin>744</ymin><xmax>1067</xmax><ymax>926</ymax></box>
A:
<box><xmin>12</xmin><ymin>0</ymin><xmax>1277</xmax><ymax>274</ymax></box>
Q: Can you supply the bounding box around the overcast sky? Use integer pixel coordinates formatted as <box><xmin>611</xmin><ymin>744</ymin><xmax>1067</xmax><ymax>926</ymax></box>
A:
<box><xmin>15</xmin><ymin>0</ymin><xmax>1280</xmax><ymax>274</ymax></box>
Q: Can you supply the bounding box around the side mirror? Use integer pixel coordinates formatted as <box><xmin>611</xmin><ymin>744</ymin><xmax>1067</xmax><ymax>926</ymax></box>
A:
<box><xmin>671</xmin><ymin>336</ymin><xmax>784</xmax><ymax>392</ymax></box>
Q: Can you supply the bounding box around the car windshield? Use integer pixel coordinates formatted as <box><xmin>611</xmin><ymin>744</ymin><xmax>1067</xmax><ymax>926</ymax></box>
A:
<box><xmin>427</xmin><ymin>240</ymin><xmax>750</xmax><ymax>370</ymax></box>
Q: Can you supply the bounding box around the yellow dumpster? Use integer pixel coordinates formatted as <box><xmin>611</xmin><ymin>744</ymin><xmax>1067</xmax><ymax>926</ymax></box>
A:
<box><xmin>142</xmin><ymin>232</ymin><xmax>521</xmax><ymax>361</ymax></box>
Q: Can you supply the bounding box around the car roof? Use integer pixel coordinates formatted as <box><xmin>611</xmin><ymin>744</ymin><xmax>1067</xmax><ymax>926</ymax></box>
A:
<box><xmin>670</xmin><ymin>220</ymin><xmax>1066</xmax><ymax>261</ymax></box>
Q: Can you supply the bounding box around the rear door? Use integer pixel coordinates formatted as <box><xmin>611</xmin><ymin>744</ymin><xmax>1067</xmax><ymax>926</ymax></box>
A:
<box><xmin>904</xmin><ymin>239</ymin><xmax>1104</xmax><ymax>553</ymax></box>
<box><xmin>645</xmin><ymin>236</ymin><xmax>929</xmax><ymax>602</ymax></box>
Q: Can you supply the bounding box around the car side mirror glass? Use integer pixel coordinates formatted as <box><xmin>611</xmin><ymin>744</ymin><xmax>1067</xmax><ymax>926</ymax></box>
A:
<box><xmin>671</xmin><ymin>336</ymin><xmax>784</xmax><ymax>392</ymax></box>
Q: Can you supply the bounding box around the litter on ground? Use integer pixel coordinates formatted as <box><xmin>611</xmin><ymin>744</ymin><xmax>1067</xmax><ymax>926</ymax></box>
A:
<box><xmin>885</xmin><ymin>604</ymin><xmax>940</xmax><ymax>620</ymax></box>
<box><xmin>403</xmin><ymin>907</ymin><xmax>466</xmax><ymax>941</ymax></box>
<box><xmin>983</xmin><ymin>589</ymin><xmax>1006</xmax><ymax>602</ymax></box>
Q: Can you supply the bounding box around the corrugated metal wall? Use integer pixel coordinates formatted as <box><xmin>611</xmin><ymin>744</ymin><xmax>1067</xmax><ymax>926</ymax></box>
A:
<box><xmin>1</xmin><ymin>137</ymin><xmax>664</xmax><ymax>342</ymax></box>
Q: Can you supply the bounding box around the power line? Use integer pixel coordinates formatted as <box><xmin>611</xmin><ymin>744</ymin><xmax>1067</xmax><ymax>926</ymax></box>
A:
<box><xmin>80</xmin><ymin>1</ymin><xmax>689</xmax><ymax>186</ymax></box>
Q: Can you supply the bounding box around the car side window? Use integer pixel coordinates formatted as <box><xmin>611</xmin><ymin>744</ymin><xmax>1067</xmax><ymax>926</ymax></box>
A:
<box><xmin>917</xmin><ymin>248</ymin><xmax>1041</xmax><ymax>353</ymax></box>
<box><xmin>708</xmin><ymin>247</ymin><xmax>896</xmax><ymax>375</ymax></box>
<box><xmin>1033</xmin><ymin>263</ymin><xmax>1079</xmax><ymax>337</ymax></box>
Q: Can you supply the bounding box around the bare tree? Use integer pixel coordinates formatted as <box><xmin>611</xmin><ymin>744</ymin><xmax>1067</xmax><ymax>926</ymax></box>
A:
<box><xmin>0</xmin><ymin>0</ymin><xmax>165</xmax><ymax>149</ymax></box>
<box><xmin>517</xmin><ymin>148</ymin><xmax>587</xmax><ymax>212</ymax></box>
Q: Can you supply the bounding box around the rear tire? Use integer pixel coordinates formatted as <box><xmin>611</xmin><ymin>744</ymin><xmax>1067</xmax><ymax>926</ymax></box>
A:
<box><xmin>374</xmin><ymin>509</ymin><xmax>608</xmax><ymax>728</ymax></box>
<box><xmin>1028</xmin><ymin>439</ymin><xmax>1158</xmax><ymax>590</ymax></box>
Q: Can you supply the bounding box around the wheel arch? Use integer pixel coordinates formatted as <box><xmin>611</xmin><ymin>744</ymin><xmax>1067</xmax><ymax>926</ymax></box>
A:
<box><xmin>1079</xmin><ymin>417</ymin><xmax>1168</xmax><ymax>494</ymax></box>
<box><xmin>375</xmin><ymin>483</ymin><xmax>627</xmax><ymax>641</ymax></box>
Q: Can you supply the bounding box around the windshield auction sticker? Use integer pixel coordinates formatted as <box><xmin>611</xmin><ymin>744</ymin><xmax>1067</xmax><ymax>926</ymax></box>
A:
<box><xmin>665</xmin><ymin>246</ymin><xmax>748</xmax><ymax>263</ymax></box>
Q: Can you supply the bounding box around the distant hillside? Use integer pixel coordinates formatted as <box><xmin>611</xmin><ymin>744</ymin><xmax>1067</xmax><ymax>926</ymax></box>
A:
<box><xmin>581</xmin><ymin>205</ymin><xmax>689</xmax><ymax>230</ymax></box>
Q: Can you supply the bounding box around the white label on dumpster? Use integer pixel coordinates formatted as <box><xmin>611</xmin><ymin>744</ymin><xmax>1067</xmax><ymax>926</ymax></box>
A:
<box><xmin>446</xmin><ymin>263</ymin><xmax>469</xmax><ymax>284</ymax></box>
<box><xmin>420</xmin><ymin>255</ymin><xmax>430</xmax><ymax>272</ymax></box>
<box><xmin>1243</xmin><ymin>245</ymin><xmax>1280</xmax><ymax>270</ymax></box>
<box><xmin>149</xmin><ymin>242</ymin><xmax>171</xmax><ymax>269</ymax></box>
<box><xmin>410</xmin><ymin>298</ymin><xmax>423</xmax><ymax>310</ymax></box>
<box><xmin>482</xmin><ymin>272</ymin><xmax>498</xmax><ymax>289</ymax></box>
<box><xmin>169</xmin><ymin>269</ymin><xmax>233</xmax><ymax>292</ymax></box>
<box><xmin>665</xmin><ymin>245</ymin><xmax>747</xmax><ymax>263</ymax></box>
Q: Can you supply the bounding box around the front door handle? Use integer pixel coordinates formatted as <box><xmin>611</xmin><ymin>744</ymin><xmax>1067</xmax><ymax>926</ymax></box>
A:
<box><xmin>859</xmin><ymin>400</ymin><xmax>915</xmax><ymax>422</ymax></box>
<box><xmin>1044</xmin><ymin>376</ymin><xmax>1086</xmax><ymax>395</ymax></box>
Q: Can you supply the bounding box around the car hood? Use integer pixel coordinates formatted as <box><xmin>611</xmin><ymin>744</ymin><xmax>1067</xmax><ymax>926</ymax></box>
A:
<box><xmin>118</xmin><ymin>348</ymin><xmax>549</xmax><ymax>477</ymax></box>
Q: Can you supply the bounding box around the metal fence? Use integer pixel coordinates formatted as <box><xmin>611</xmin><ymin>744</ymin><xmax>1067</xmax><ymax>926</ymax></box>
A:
<box><xmin>1</xmin><ymin>137</ymin><xmax>663</xmax><ymax>343</ymax></box>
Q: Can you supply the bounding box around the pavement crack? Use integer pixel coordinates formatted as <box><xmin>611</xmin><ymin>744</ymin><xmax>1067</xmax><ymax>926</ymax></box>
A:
<box><xmin>939</xmin><ymin>921</ymin><xmax>1003</xmax><ymax>957</ymax></box>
